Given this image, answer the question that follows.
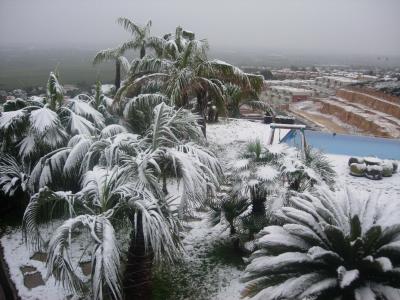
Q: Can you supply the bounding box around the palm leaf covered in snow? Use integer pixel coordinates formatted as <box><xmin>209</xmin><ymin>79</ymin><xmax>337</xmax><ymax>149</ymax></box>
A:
<box><xmin>0</xmin><ymin>72</ymin><xmax>106</xmax><ymax>164</ymax></box>
<box><xmin>242</xmin><ymin>188</ymin><xmax>400</xmax><ymax>300</ymax></box>
<box><xmin>21</xmin><ymin>94</ymin><xmax>222</xmax><ymax>298</ymax></box>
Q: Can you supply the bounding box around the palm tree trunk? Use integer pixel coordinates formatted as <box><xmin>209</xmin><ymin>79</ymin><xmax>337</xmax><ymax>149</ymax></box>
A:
<box><xmin>123</xmin><ymin>212</ymin><xmax>153</xmax><ymax>299</ymax></box>
<box><xmin>115</xmin><ymin>59</ymin><xmax>121</xmax><ymax>90</ymax></box>
<box><xmin>140</xmin><ymin>45</ymin><xmax>146</xmax><ymax>59</ymax></box>
<box><xmin>250</xmin><ymin>187</ymin><xmax>266</xmax><ymax>217</ymax></box>
<box><xmin>196</xmin><ymin>91</ymin><xmax>207</xmax><ymax>137</ymax></box>
<box><xmin>162</xmin><ymin>172</ymin><xmax>168</xmax><ymax>195</ymax></box>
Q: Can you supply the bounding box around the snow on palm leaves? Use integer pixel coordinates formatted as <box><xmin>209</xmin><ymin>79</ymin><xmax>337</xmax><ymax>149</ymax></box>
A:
<box><xmin>0</xmin><ymin>72</ymin><xmax>105</xmax><ymax>161</ymax></box>
<box><xmin>242</xmin><ymin>188</ymin><xmax>400</xmax><ymax>300</ymax></box>
<box><xmin>21</xmin><ymin>99</ymin><xmax>222</xmax><ymax>299</ymax></box>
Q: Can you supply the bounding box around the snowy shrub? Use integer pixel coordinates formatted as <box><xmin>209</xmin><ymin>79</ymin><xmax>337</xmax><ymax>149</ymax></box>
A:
<box><xmin>242</xmin><ymin>188</ymin><xmax>400</xmax><ymax>300</ymax></box>
<box><xmin>0</xmin><ymin>154</ymin><xmax>28</xmax><ymax>195</ymax></box>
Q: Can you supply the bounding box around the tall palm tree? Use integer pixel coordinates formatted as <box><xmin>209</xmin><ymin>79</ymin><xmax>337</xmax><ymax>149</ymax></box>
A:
<box><xmin>114</xmin><ymin>31</ymin><xmax>264</xmax><ymax>137</ymax></box>
<box><xmin>93</xmin><ymin>18</ymin><xmax>153</xmax><ymax>90</ymax></box>
<box><xmin>242</xmin><ymin>188</ymin><xmax>400</xmax><ymax>299</ymax></box>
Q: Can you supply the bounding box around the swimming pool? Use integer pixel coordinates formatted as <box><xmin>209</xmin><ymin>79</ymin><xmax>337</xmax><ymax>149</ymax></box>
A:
<box><xmin>281</xmin><ymin>130</ymin><xmax>400</xmax><ymax>160</ymax></box>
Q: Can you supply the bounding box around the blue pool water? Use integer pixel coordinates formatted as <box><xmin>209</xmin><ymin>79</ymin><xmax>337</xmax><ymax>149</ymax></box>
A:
<box><xmin>281</xmin><ymin>130</ymin><xmax>400</xmax><ymax>160</ymax></box>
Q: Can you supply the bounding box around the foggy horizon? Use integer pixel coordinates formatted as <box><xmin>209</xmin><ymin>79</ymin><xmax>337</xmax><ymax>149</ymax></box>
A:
<box><xmin>1</xmin><ymin>0</ymin><xmax>400</xmax><ymax>57</ymax></box>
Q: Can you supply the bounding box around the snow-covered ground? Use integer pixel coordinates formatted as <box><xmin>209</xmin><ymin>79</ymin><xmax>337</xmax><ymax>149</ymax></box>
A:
<box><xmin>207</xmin><ymin>119</ymin><xmax>400</xmax><ymax>299</ymax></box>
<box><xmin>1</xmin><ymin>118</ymin><xmax>399</xmax><ymax>299</ymax></box>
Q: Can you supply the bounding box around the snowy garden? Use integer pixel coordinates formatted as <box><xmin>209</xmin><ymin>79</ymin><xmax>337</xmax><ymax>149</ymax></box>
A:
<box><xmin>1</xmin><ymin>18</ymin><xmax>400</xmax><ymax>300</ymax></box>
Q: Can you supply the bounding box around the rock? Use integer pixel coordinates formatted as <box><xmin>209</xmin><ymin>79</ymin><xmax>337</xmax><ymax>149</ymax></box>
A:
<box><xmin>11</xmin><ymin>89</ymin><xmax>27</xmax><ymax>100</ymax></box>
<box><xmin>348</xmin><ymin>157</ymin><xmax>364</xmax><ymax>166</ymax></box>
<box><xmin>365</xmin><ymin>165</ymin><xmax>383</xmax><ymax>180</ymax></box>
<box><xmin>382</xmin><ymin>161</ymin><xmax>394</xmax><ymax>177</ymax></box>
<box><xmin>79</xmin><ymin>261</ymin><xmax>92</xmax><ymax>276</ymax></box>
<box><xmin>350</xmin><ymin>163</ymin><xmax>366</xmax><ymax>177</ymax></box>
<box><xmin>30</xmin><ymin>252</ymin><xmax>47</xmax><ymax>262</ymax></box>
<box><xmin>23</xmin><ymin>271</ymin><xmax>45</xmax><ymax>289</ymax></box>
<box><xmin>364</xmin><ymin>157</ymin><xmax>382</xmax><ymax>166</ymax></box>
<box><xmin>20</xmin><ymin>266</ymin><xmax>37</xmax><ymax>274</ymax></box>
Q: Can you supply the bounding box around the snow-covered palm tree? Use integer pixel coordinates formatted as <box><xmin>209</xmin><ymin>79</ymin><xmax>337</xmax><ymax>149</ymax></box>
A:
<box><xmin>117</xmin><ymin>17</ymin><xmax>153</xmax><ymax>59</ymax></box>
<box><xmin>224</xmin><ymin>83</ymin><xmax>272</xmax><ymax>118</ymax></box>
<box><xmin>23</xmin><ymin>166</ymin><xmax>182</xmax><ymax>299</ymax></box>
<box><xmin>227</xmin><ymin>140</ymin><xmax>281</xmax><ymax>236</ymax></box>
<box><xmin>0</xmin><ymin>72</ymin><xmax>105</xmax><ymax>159</ymax></box>
<box><xmin>242</xmin><ymin>188</ymin><xmax>400</xmax><ymax>300</ymax></box>
<box><xmin>22</xmin><ymin>103</ymin><xmax>222</xmax><ymax>299</ymax></box>
<box><xmin>93</xmin><ymin>18</ymin><xmax>153</xmax><ymax>90</ymax></box>
<box><xmin>114</xmin><ymin>32</ymin><xmax>264</xmax><ymax>136</ymax></box>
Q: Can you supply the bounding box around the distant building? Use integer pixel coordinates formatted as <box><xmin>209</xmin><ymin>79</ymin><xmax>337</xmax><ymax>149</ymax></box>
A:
<box><xmin>315</xmin><ymin>76</ymin><xmax>360</xmax><ymax>89</ymax></box>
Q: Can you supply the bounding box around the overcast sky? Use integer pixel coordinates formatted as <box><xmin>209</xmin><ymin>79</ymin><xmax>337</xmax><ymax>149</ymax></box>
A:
<box><xmin>1</xmin><ymin>0</ymin><xmax>399</xmax><ymax>56</ymax></box>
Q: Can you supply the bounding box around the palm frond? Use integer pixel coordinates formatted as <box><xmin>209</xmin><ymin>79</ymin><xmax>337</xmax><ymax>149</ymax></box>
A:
<box><xmin>117</xmin><ymin>17</ymin><xmax>144</xmax><ymax>37</ymax></box>
<box><xmin>117</xmin><ymin>56</ymin><xmax>131</xmax><ymax>74</ymax></box>
<box><xmin>121</xmin><ymin>187</ymin><xmax>183</xmax><ymax>263</ymax></box>
<box><xmin>29</xmin><ymin>147</ymin><xmax>71</xmax><ymax>191</ymax></box>
<box><xmin>0</xmin><ymin>109</ymin><xmax>28</xmax><ymax>141</ymax></box>
<box><xmin>146</xmin><ymin>103</ymin><xmax>202</xmax><ymax>150</ymax></box>
<box><xmin>91</xmin><ymin>215</ymin><xmax>122</xmax><ymax>300</ymax></box>
<box><xmin>67</xmin><ymin>99</ymin><xmax>105</xmax><ymax>128</ymax></box>
<box><xmin>22</xmin><ymin>187</ymin><xmax>75</xmax><ymax>251</ymax></box>
<box><xmin>123</xmin><ymin>93</ymin><xmax>170</xmax><ymax>135</ymax></box>
<box><xmin>0</xmin><ymin>154</ymin><xmax>29</xmax><ymax>196</ymax></box>
<box><xmin>93</xmin><ymin>47</ymin><xmax>121</xmax><ymax>65</ymax></box>
<box><xmin>46</xmin><ymin>214</ymin><xmax>121</xmax><ymax>299</ymax></box>
<box><xmin>29</xmin><ymin>106</ymin><xmax>60</xmax><ymax>134</ymax></box>
<box><xmin>198</xmin><ymin>60</ymin><xmax>251</xmax><ymax>90</ymax></box>
<box><xmin>100</xmin><ymin>124</ymin><xmax>127</xmax><ymax>139</ymax></box>
<box><xmin>64</xmin><ymin>137</ymin><xmax>93</xmax><ymax>177</ymax></box>
<box><xmin>61</xmin><ymin>107</ymin><xmax>98</xmax><ymax>136</ymax></box>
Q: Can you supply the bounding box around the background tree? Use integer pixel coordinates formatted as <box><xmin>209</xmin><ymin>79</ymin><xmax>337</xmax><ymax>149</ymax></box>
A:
<box><xmin>93</xmin><ymin>49</ymin><xmax>130</xmax><ymax>90</ymax></box>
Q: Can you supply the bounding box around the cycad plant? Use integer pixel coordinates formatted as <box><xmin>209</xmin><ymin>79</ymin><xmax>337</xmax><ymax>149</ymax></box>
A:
<box><xmin>242</xmin><ymin>188</ymin><xmax>400</xmax><ymax>300</ymax></box>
